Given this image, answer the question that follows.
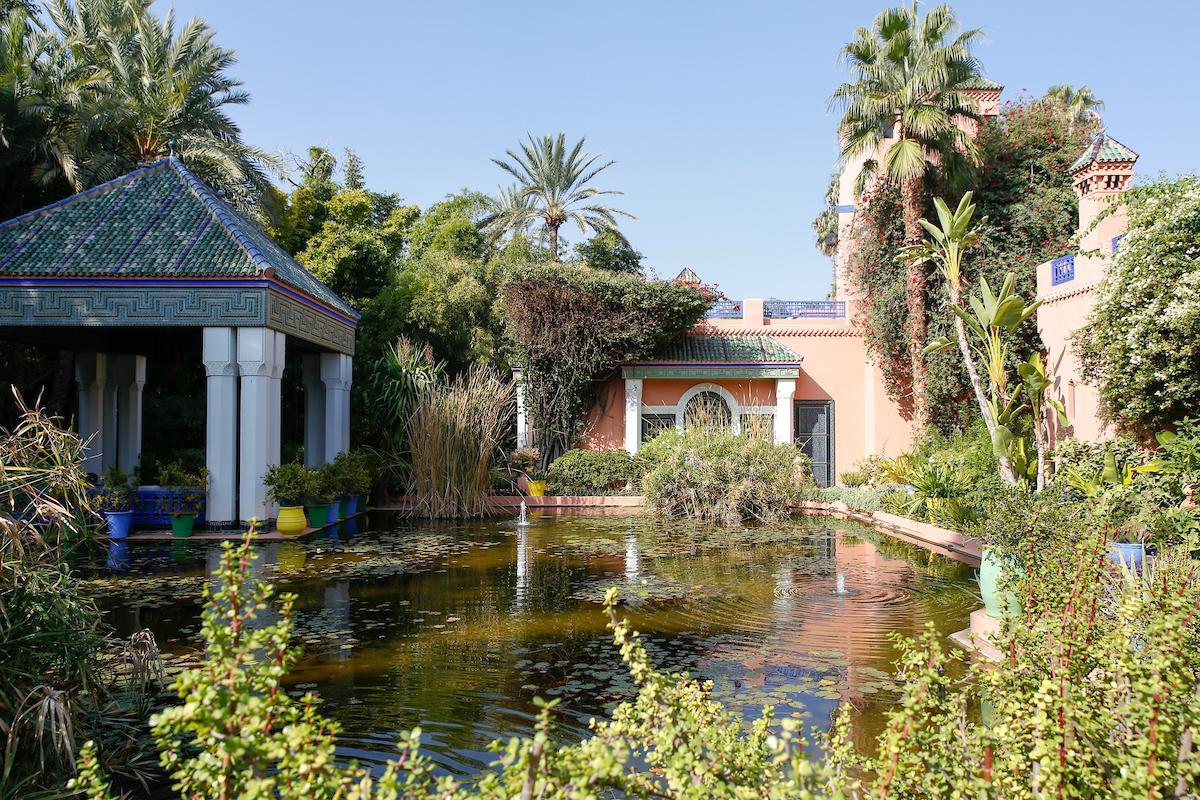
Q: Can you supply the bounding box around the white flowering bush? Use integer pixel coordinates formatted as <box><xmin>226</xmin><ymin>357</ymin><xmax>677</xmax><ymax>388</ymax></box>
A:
<box><xmin>1077</xmin><ymin>175</ymin><xmax>1200</xmax><ymax>432</ymax></box>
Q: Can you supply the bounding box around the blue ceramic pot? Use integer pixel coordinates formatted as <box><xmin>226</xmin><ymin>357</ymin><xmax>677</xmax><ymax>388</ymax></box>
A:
<box><xmin>1107</xmin><ymin>541</ymin><xmax>1145</xmax><ymax>571</ymax></box>
<box><xmin>105</xmin><ymin>510</ymin><xmax>134</xmax><ymax>539</ymax></box>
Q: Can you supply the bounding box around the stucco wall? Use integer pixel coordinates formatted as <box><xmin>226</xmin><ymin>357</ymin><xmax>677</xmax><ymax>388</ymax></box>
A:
<box><xmin>1034</xmin><ymin>186</ymin><xmax>1131</xmax><ymax>445</ymax></box>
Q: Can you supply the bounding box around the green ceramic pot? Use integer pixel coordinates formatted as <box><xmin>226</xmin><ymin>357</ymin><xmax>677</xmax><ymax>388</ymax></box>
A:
<box><xmin>171</xmin><ymin>513</ymin><xmax>196</xmax><ymax>539</ymax></box>
<box><xmin>306</xmin><ymin>503</ymin><xmax>330</xmax><ymax>528</ymax></box>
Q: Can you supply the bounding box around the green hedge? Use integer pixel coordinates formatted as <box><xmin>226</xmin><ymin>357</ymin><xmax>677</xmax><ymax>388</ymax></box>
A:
<box><xmin>547</xmin><ymin>449</ymin><xmax>636</xmax><ymax>495</ymax></box>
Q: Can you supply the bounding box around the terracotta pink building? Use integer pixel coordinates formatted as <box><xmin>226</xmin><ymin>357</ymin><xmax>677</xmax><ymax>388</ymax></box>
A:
<box><xmin>517</xmin><ymin>82</ymin><xmax>1138</xmax><ymax>485</ymax></box>
<box><xmin>516</xmin><ymin>286</ymin><xmax>916</xmax><ymax>487</ymax></box>
<box><xmin>1035</xmin><ymin>133</ymin><xmax>1139</xmax><ymax>445</ymax></box>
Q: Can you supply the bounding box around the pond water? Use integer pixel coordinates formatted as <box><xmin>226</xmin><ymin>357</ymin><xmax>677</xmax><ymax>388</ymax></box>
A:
<box><xmin>79</xmin><ymin>512</ymin><xmax>979</xmax><ymax>777</ymax></box>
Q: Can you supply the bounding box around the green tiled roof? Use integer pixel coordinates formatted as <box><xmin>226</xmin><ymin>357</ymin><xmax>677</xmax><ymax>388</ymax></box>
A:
<box><xmin>1069</xmin><ymin>133</ymin><xmax>1139</xmax><ymax>174</ymax></box>
<box><xmin>0</xmin><ymin>157</ymin><xmax>356</xmax><ymax>317</ymax></box>
<box><xmin>960</xmin><ymin>76</ymin><xmax>1003</xmax><ymax>90</ymax></box>
<box><xmin>641</xmin><ymin>335</ymin><xmax>799</xmax><ymax>364</ymax></box>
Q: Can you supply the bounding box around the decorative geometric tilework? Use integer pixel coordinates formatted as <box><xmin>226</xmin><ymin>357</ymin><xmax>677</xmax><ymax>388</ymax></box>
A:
<box><xmin>267</xmin><ymin>291</ymin><xmax>355</xmax><ymax>355</ymax></box>
<box><xmin>0</xmin><ymin>285</ymin><xmax>266</xmax><ymax>327</ymax></box>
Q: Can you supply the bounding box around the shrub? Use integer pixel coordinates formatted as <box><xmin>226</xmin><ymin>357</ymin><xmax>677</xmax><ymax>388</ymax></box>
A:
<box><xmin>639</xmin><ymin>428</ymin><xmax>810</xmax><ymax>525</ymax></box>
<box><xmin>0</xmin><ymin>392</ymin><xmax>155</xmax><ymax>793</ymax></box>
<box><xmin>547</xmin><ymin>449</ymin><xmax>635</xmax><ymax>494</ymax></box>
<box><xmin>807</xmin><ymin>485</ymin><xmax>884</xmax><ymax>513</ymax></box>
<box><xmin>503</xmin><ymin>264</ymin><xmax>710</xmax><ymax>467</ymax></box>
<box><xmin>839</xmin><ymin>469</ymin><xmax>867</xmax><ymax>487</ymax></box>
<box><xmin>263</xmin><ymin>463</ymin><xmax>312</xmax><ymax>508</ymax></box>
<box><xmin>1077</xmin><ymin>175</ymin><xmax>1200</xmax><ymax>433</ymax></box>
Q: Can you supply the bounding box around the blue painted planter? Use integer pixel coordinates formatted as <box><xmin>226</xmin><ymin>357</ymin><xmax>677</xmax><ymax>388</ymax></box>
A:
<box><xmin>1108</xmin><ymin>542</ymin><xmax>1145</xmax><ymax>571</ymax></box>
<box><xmin>105</xmin><ymin>510</ymin><xmax>134</xmax><ymax>539</ymax></box>
<box><xmin>340</xmin><ymin>496</ymin><xmax>354</xmax><ymax>519</ymax></box>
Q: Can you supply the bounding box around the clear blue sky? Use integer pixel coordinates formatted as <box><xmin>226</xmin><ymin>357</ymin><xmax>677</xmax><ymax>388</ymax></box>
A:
<box><xmin>164</xmin><ymin>0</ymin><xmax>1197</xmax><ymax>300</ymax></box>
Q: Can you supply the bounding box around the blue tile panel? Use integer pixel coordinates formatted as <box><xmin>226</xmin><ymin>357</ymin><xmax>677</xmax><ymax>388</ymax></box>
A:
<box><xmin>1051</xmin><ymin>254</ymin><xmax>1075</xmax><ymax>286</ymax></box>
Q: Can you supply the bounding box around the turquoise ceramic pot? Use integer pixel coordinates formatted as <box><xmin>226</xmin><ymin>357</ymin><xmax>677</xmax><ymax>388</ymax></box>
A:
<box><xmin>978</xmin><ymin>547</ymin><xmax>1020</xmax><ymax>617</ymax></box>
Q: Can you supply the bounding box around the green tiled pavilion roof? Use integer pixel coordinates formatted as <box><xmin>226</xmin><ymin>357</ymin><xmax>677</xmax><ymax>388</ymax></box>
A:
<box><xmin>960</xmin><ymin>76</ymin><xmax>1003</xmax><ymax>90</ymax></box>
<box><xmin>0</xmin><ymin>157</ymin><xmax>356</xmax><ymax>317</ymax></box>
<box><xmin>638</xmin><ymin>335</ymin><xmax>800</xmax><ymax>364</ymax></box>
<box><xmin>1069</xmin><ymin>133</ymin><xmax>1139</xmax><ymax>174</ymax></box>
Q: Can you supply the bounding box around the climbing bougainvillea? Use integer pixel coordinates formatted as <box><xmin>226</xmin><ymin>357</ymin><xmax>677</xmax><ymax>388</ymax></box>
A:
<box><xmin>843</xmin><ymin>97</ymin><xmax>1095</xmax><ymax>433</ymax></box>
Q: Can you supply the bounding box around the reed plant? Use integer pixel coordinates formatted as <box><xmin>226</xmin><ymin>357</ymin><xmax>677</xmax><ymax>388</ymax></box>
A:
<box><xmin>1</xmin><ymin>390</ymin><xmax>162</xmax><ymax>796</ymax></box>
<box><xmin>0</xmin><ymin>390</ymin><xmax>104</xmax><ymax>794</ymax></box>
<box><xmin>405</xmin><ymin>368</ymin><xmax>513</xmax><ymax>518</ymax></box>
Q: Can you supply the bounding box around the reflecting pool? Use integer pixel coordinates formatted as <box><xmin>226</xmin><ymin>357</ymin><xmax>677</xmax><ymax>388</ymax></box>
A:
<box><xmin>78</xmin><ymin>513</ymin><xmax>978</xmax><ymax>776</ymax></box>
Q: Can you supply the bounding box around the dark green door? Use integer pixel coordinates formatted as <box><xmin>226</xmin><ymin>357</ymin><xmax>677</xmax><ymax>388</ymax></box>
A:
<box><xmin>795</xmin><ymin>401</ymin><xmax>834</xmax><ymax>487</ymax></box>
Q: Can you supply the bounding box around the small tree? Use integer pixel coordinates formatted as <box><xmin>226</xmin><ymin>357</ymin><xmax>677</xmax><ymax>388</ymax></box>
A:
<box><xmin>905</xmin><ymin>194</ymin><xmax>1062</xmax><ymax>487</ymax></box>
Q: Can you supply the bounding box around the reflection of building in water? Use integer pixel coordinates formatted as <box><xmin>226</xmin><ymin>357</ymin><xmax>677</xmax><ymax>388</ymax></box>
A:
<box><xmin>324</xmin><ymin>580</ymin><xmax>352</xmax><ymax>660</ymax></box>
<box><xmin>207</xmin><ymin>542</ymin><xmax>280</xmax><ymax>629</ymax></box>
<box><xmin>624</xmin><ymin>534</ymin><xmax>641</xmax><ymax>581</ymax></box>
<box><xmin>513</xmin><ymin>528</ymin><xmax>531</xmax><ymax>612</ymax></box>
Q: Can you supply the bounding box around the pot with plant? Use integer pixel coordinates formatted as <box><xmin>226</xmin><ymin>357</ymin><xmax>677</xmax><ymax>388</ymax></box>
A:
<box><xmin>96</xmin><ymin>466</ymin><xmax>135</xmax><ymax>539</ymax></box>
<box><xmin>157</xmin><ymin>461</ymin><xmax>209</xmax><ymax>538</ymax></box>
<box><xmin>304</xmin><ymin>465</ymin><xmax>334</xmax><ymax>529</ymax></box>
<box><xmin>320</xmin><ymin>461</ymin><xmax>347</xmax><ymax>522</ymax></box>
<box><xmin>264</xmin><ymin>463</ymin><xmax>311</xmax><ymax>537</ymax></box>
<box><xmin>526</xmin><ymin>467</ymin><xmax>548</xmax><ymax>498</ymax></box>
<box><xmin>1065</xmin><ymin>448</ymin><xmax>1146</xmax><ymax>570</ymax></box>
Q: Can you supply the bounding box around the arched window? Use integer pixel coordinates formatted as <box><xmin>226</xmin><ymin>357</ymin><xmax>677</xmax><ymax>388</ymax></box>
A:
<box><xmin>684</xmin><ymin>390</ymin><xmax>732</xmax><ymax>431</ymax></box>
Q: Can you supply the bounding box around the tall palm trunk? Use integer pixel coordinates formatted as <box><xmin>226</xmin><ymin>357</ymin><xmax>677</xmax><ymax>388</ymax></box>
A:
<box><xmin>901</xmin><ymin>172</ymin><xmax>928</xmax><ymax>429</ymax></box>
<box><xmin>547</xmin><ymin>221</ymin><xmax>560</xmax><ymax>261</ymax></box>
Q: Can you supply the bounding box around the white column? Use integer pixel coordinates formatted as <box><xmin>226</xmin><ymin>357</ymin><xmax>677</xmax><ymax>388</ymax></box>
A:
<box><xmin>74</xmin><ymin>352</ymin><xmax>108</xmax><ymax>476</ymax></box>
<box><xmin>268</xmin><ymin>332</ymin><xmax>286</xmax><ymax>469</ymax></box>
<box><xmin>624</xmin><ymin>378</ymin><xmax>643</xmax><ymax>454</ymax></box>
<box><xmin>237</xmin><ymin>328</ymin><xmax>283</xmax><ymax>523</ymax></box>
<box><xmin>514</xmin><ymin>369</ymin><xmax>528</xmax><ymax>449</ymax></box>
<box><xmin>774</xmin><ymin>378</ymin><xmax>796</xmax><ymax>446</ymax></box>
<box><xmin>110</xmin><ymin>354</ymin><xmax>146</xmax><ymax>474</ymax></box>
<box><xmin>320</xmin><ymin>352</ymin><xmax>352</xmax><ymax>462</ymax></box>
<box><xmin>100</xmin><ymin>367</ymin><xmax>118</xmax><ymax>473</ymax></box>
<box><xmin>302</xmin><ymin>354</ymin><xmax>325</xmax><ymax>468</ymax></box>
<box><xmin>203</xmin><ymin>328</ymin><xmax>238</xmax><ymax>525</ymax></box>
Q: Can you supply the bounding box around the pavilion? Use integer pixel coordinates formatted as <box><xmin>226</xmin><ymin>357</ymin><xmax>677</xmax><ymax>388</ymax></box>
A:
<box><xmin>0</xmin><ymin>157</ymin><xmax>357</xmax><ymax>526</ymax></box>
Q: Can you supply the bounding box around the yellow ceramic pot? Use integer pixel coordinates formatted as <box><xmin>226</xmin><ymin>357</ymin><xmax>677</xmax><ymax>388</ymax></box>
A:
<box><xmin>277</xmin><ymin>506</ymin><xmax>308</xmax><ymax>537</ymax></box>
<box><xmin>527</xmin><ymin>480</ymin><xmax>547</xmax><ymax>497</ymax></box>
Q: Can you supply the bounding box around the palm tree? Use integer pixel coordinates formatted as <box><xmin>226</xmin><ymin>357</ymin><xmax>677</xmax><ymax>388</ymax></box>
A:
<box><xmin>1044</xmin><ymin>84</ymin><xmax>1104</xmax><ymax>133</ymax></box>
<box><xmin>830</xmin><ymin>2</ymin><xmax>984</xmax><ymax>427</ymax></box>
<box><xmin>45</xmin><ymin>0</ymin><xmax>281</xmax><ymax>216</ymax></box>
<box><xmin>0</xmin><ymin>7</ymin><xmax>98</xmax><ymax>215</ymax></box>
<box><xmin>489</xmin><ymin>133</ymin><xmax>633</xmax><ymax>260</ymax></box>
<box><xmin>480</xmin><ymin>183</ymin><xmax>538</xmax><ymax>244</ymax></box>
